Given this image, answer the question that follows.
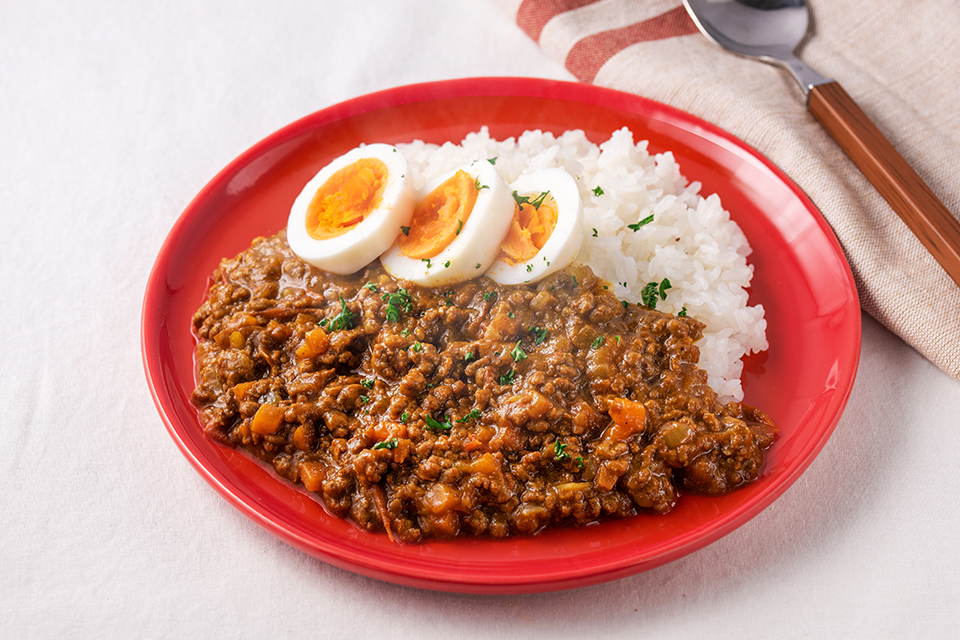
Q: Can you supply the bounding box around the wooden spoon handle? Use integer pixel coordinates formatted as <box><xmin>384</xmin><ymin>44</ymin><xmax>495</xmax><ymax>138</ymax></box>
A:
<box><xmin>808</xmin><ymin>81</ymin><xmax>960</xmax><ymax>288</ymax></box>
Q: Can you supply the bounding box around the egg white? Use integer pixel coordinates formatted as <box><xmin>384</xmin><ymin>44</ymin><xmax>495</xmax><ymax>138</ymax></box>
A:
<box><xmin>485</xmin><ymin>168</ymin><xmax>583</xmax><ymax>285</ymax></box>
<box><xmin>380</xmin><ymin>161</ymin><xmax>515</xmax><ymax>287</ymax></box>
<box><xmin>287</xmin><ymin>143</ymin><xmax>416</xmax><ymax>275</ymax></box>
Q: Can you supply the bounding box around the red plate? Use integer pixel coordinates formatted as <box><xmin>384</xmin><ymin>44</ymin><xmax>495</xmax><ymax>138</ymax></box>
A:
<box><xmin>141</xmin><ymin>78</ymin><xmax>860</xmax><ymax>593</ymax></box>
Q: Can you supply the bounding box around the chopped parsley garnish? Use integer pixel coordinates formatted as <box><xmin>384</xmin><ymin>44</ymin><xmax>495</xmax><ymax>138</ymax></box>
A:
<box><xmin>372</xmin><ymin>437</ymin><xmax>398</xmax><ymax>450</ymax></box>
<box><xmin>525</xmin><ymin>264</ymin><xmax>533</xmax><ymax>273</ymax></box>
<box><xmin>614</xmin><ymin>335</ymin><xmax>621</xmax><ymax>345</ymax></box>
<box><xmin>678</xmin><ymin>306</ymin><xmax>687</xmax><ymax>317</ymax></box>
<box><xmin>411</xmin><ymin>342</ymin><xmax>423</xmax><ymax>353</ymax></box>
<box><xmin>457</xmin><ymin>409</ymin><xmax>482</xmax><ymax>423</ymax></box>
<box><xmin>383</xmin><ymin>287</ymin><xmax>412</xmax><ymax>323</ymax></box>
<box><xmin>475</xmin><ymin>263</ymin><xmax>481</xmax><ymax>269</ymax></box>
<box><xmin>328</xmin><ymin>295</ymin><xmax>356</xmax><ymax>331</ymax></box>
<box><xmin>627</xmin><ymin>214</ymin><xmax>655</xmax><ymax>231</ymax></box>
<box><xmin>360</xmin><ymin>379</ymin><xmax>374</xmax><ymax>389</ymax></box>
<box><xmin>400</xmin><ymin>225</ymin><xmax>410</xmax><ymax>236</ymax></box>
<box><xmin>499</xmin><ymin>369</ymin><xmax>516</xmax><ymax>385</ymax></box>
<box><xmin>425</xmin><ymin>415</ymin><xmax>452</xmax><ymax>431</ymax></box>
<box><xmin>456</xmin><ymin>220</ymin><xmax>463</xmax><ymax>235</ymax></box>
<box><xmin>659</xmin><ymin>278</ymin><xmax>672</xmax><ymax>299</ymax></box>
<box><xmin>487</xmin><ymin>157</ymin><xmax>497</xmax><ymax>165</ymax></box>
<box><xmin>591</xmin><ymin>334</ymin><xmax>603</xmax><ymax>349</ymax></box>
<box><xmin>554</xmin><ymin>440</ymin><xmax>570</xmax><ymax>461</ymax></box>
<box><xmin>530</xmin><ymin>191</ymin><xmax>549</xmax><ymax>208</ymax></box>
<box><xmin>475</xmin><ymin>177</ymin><xmax>489</xmax><ymax>191</ymax></box>
<box><xmin>464</xmin><ymin>351</ymin><xmax>475</xmax><ymax>362</ymax></box>
<box><xmin>567</xmin><ymin>274</ymin><xmax>579</xmax><ymax>286</ymax></box>
<box><xmin>400</xmin><ymin>412</ymin><xmax>410</xmax><ymax>423</ymax></box>
<box><xmin>507</xmin><ymin>311</ymin><xmax>515</xmax><ymax>318</ymax></box>
<box><xmin>421</xmin><ymin>258</ymin><xmax>432</xmax><ymax>268</ymax></box>
<box><xmin>359</xmin><ymin>395</ymin><xmax>370</xmax><ymax>404</ymax></box>
<box><xmin>621</xmin><ymin>300</ymin><xmax>629</xmax><ymax>309</ymax></box>
<box><xmin>510</xmin><ymin>341</ymin><xmax>528</xmax><ymax>363</ymax></box>
<box><xmin>512</xmin><ymin>190</ymin><xmax>549</xmax><ymax>210</ymax></box>
<box><xmin>641</xmin><ymin>278</ymin><xmax>672</xmax><ymax>309</ymax></box>
<box><xmin>592</xmin><ymin>186</ymin><xmax>604</xmax><ymax>197</ymax></box>
<box><xmin>592</xmin><ymin>228</ymin><xmax>598</xmax><ymax>237</ymax></box>
<box><xmin>640</xmin><ymin>282</ymin><xmax>659</xmax><ymax>308</ymax></box>
<box><xmin>528</xmin><ymin>326</ymin><xmax>547</xmax><ymax>345</ymax></box>
<box><xmin>363</xmin><ymin>282</ymin><xmax>378</xmax><ymax>292</ymax></box>
<box><xmin>576</xmin><ymin>455</ymin><xmax>584</xmax><ymax>469</ymax></box>
<box><xmin>443</xmin><ymin>260</ymin><xmax>451</xmax><ymax>268</ymax></box>
<box><xmin>400</xmin><ymin>328</ymin><xmax>409</xmax><ymax>337</ymax></box>
<box><xmin>484</xmin><ymin>291</ymin><xmax>496</xmax><ymax>301</ymax></box>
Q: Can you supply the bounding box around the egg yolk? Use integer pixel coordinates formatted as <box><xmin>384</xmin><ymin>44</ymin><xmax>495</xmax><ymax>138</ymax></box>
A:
<box><xmin>498</xmin><ymin>195</ymin><xmax>558</xmax><ymax>264</ymax></box>
<box><xmin>399</xmin><ymin>169</ymin><xmax>478</xmax><ymax>259</ymax></box>
<box><xmin>305</xmin><ymin>158</ymin><xmax>388</xmax><ymax>240</ymax></box>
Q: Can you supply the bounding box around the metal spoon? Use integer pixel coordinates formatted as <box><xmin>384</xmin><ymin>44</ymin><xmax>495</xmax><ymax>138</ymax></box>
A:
<box><xmin>683</xmin><ymin>0</ymin><xmax>960</xmax><ymax>288</ymax></box>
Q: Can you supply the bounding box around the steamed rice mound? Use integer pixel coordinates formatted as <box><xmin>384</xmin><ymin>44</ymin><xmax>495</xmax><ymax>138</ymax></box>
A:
<box><xmin>397</xmin><ymin>127</ymin><xmax>767</xmax><ymax>402</ymax></box>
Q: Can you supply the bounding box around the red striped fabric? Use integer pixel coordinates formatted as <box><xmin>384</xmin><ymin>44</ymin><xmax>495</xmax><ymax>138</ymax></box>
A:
<box><xmin>515</xmin><ymin>1</ymin><xmax>699</xmax><ymax>83</ymax></box>
<box><xmin>516</xmin><ymin>0</ymin><xmax>604</xmax><ymax>41</ymax></box>
<box><xmin>565</xmin><ymin>6</ymin><xmax>699</xmax><ymax>82</ymax></box>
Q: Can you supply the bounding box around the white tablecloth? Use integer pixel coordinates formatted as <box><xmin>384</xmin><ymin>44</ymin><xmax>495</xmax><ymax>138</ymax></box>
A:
<box><xmin>3</xmin><ymin>1</ymin><xmax>959</xmax><ymax>637</ymax></box>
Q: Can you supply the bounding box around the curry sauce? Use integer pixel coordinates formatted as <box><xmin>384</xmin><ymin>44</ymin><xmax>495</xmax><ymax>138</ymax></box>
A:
<box><xmin>191</xmin><ymin>231</ymin><xmax>777</xmax><ymax>542</ymax></box>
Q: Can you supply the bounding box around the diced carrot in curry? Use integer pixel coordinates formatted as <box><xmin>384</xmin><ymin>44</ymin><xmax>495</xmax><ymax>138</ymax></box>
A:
<box><xmin>296</xmin><ymin>327</ymin><xmax>330</xmax><ymax>359</ymax></box>
<box><xmin>292</xmin><ymin>425</ymin><xmax>313</xmax><ymax>451</ymax></box>
<box><xmin>606</xmin><ymin>397</ymin><xmax>647</xmax><ymax>440</ymax></box>
<box><xmin>231</xmin><ymin>381</ymin><xmax>256</xmax><ymax>401</ymax></box>
<box><xmin>423</xmin><ymin>483</ymin><xmax>459</xmax><ymax>515</ymax></box>
<box><xmin>464</xmin><ymin>452</ymin><xmax>499</xmax><ymax>475</ymax></box>
<box><xmin>364</xmin><ymin>420</ymin><xmax>406</xmax><ymax>442</ymax></box>
<box><xmin>250</xmin><ymin>404</ymin><xmax>285</xmax><ymax>435</ymax></box>
<box><xmin>298</xmin><ymin>461</ymin><xmax>327</xmax><ymax>493</ymax></box>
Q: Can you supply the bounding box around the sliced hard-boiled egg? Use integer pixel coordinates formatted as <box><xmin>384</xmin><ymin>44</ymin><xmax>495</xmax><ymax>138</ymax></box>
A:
<box><xmin>380</xmin><ymin>160</ymin><xmax>515</xmax><ymax>286</ymax></box>
<box><xmin>485</xmin><ymin>168</ymin><xmax>583</xmax><ymax>285</ymax></box>
<box><xmin>286</xmin><ymin>143</ymin><xmax>416</xmax><ymax>274</ymax></box>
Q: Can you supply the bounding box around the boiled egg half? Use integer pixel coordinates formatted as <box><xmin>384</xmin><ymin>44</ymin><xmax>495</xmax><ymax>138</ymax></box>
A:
<box><xmin>380</xmin><ymin>160</ymin><xmax>514</xmax><ymax>286</ymax></box>
<box><xmin>485</xmin><ymin>168</ymin><xmax>583</xmax><ymax>284</ymax></box>
<box><xmin>287</xmin><ymin>143</ymin><xmax>416</xmax><ymax>274</ymax></box>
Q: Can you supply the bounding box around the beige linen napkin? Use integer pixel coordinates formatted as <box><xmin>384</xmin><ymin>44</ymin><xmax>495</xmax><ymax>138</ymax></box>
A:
<box><xmin>489</xmin><ymin>0</ymin><xmax>960</xmax><ymax>379</ymax></box>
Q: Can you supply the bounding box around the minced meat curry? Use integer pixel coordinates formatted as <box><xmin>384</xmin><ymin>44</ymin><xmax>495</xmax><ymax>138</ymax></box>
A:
<box><xmin>190</xmin><ymin>231</ymin><xmax>777</xmax><ymax>542</ymax></box>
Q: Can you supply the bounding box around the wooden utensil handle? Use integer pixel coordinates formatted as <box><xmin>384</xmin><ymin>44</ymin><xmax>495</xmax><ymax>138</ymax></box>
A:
<box><xmin>808</xmin><ymin>81</ymin><xmax>960</xmax><ymax>288</ymax></box>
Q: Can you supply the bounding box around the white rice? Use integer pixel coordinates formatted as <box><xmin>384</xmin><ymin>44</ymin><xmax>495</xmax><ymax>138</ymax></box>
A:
<box><xmin>396</xmin><ymin>127</ymin><xmax>766</xmax><ymax>402</ymax></box>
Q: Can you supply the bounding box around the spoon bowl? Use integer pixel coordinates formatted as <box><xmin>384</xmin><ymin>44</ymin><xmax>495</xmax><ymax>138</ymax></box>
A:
<box><xmin>684</xmin><ymin>0</ymin><xmax>828</xmax><ymax>91</ymax></box>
